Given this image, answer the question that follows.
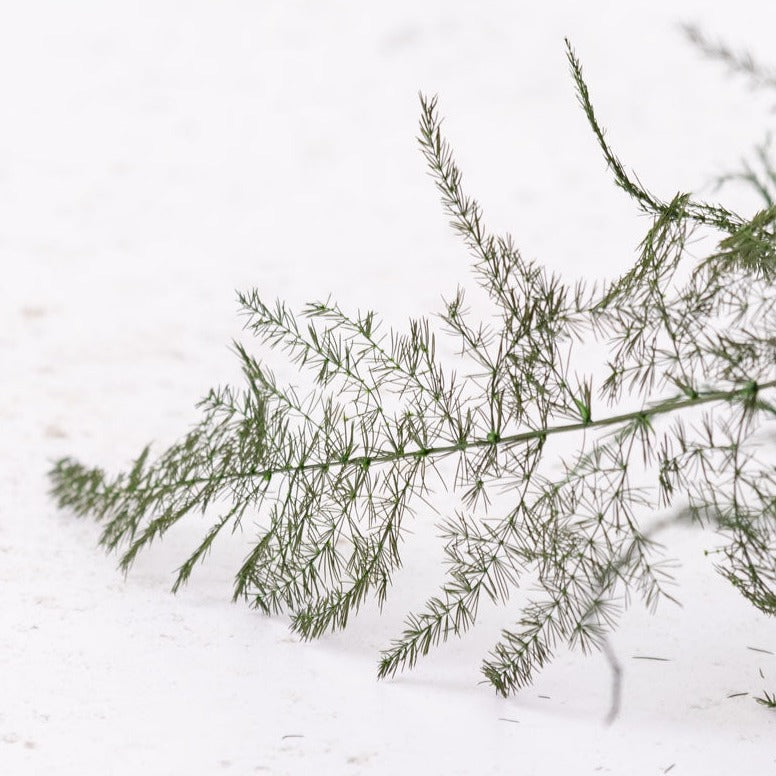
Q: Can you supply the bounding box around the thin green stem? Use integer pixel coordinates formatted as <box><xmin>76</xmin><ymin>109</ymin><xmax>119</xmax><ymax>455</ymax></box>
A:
<box><xmin>92</xmin><ymin>380</ymin><xmax>775</xmax><ymax>495</ymax></box>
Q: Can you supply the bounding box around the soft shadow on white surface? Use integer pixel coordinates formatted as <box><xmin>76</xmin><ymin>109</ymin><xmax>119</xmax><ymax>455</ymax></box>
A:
<box><xmin>2</xmin><ymin>2</ymin><xmax>775</xmax><ymax>774</ymax></box>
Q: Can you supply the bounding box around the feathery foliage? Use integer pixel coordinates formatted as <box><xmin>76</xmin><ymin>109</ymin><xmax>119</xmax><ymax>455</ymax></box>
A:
<box><xmin>683</xmin><ymin>23</ymin><xmax>776</xmax><ymax>94</ymax></box>
<box><xmin>50</xmin><ymin>38</ymin><xmax>775</xmax><ymax>698</ymax></box>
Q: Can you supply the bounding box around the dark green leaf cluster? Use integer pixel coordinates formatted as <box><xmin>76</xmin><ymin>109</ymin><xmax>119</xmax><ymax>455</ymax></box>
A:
<box><xmin>50</xmin><ymin>40</ymin><xmax>776</xmax><ymax>698</ymax></box>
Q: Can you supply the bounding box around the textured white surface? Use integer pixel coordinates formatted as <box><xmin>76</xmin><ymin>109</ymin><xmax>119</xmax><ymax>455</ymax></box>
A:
<box><xmin>2</xmin><ymin>2</ymin><xmax>775</xmax><ymax>774</ymax></box>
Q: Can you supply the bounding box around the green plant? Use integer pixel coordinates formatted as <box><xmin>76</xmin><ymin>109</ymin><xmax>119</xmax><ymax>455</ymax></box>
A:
<box><xmin>50</xmin><ymin>39</ymin><xmax>775</xmax><ymax>699</ymax></box>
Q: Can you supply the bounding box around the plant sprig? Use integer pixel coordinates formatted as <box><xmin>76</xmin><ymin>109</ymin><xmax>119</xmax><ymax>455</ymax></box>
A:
<box><xmin>50</xmin><ymin>39</ymin><xmax>776</xmax><ymax>701</ymax></box>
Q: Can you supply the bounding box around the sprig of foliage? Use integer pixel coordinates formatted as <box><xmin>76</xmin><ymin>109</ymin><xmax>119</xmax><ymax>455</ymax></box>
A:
<box><xmin>50</xmin><ymin>40</ymin><xmax>776</xmax><ymax>699</ymax></box>
<box><xmin>714</xmin><ymin>134</ymin><xmax>776</xmax><ymax>209</ymax></box>
<box><xmin>683</xmin><ymin>24</ymin><xmax>776</xmax><ymax>94</ymax></box>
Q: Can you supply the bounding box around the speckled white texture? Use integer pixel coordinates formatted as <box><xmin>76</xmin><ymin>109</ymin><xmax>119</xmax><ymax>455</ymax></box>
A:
<box><xmin>2</xmin><ymin>2</ymin><xmax>775</xmax><ymax>773</ymax></box>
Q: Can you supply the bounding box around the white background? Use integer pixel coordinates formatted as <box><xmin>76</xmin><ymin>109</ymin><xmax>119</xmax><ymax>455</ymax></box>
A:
<box><xmin>2</xmin><ymin>1</ymin><xmax>775</xmax><ymax>773</ymax></box>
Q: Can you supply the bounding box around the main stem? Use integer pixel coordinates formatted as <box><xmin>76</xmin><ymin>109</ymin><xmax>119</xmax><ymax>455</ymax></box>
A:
<box><xmin>159</xmin><ymin>379</ymin><xmax>776</xmax><ymax>488</ymax></box>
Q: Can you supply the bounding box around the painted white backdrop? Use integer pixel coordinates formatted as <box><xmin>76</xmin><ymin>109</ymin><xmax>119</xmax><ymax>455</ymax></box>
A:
<box><xmin>2</xmin><ymin>2</ymin><xmax>774</xmax><ymax>773</ymax></box>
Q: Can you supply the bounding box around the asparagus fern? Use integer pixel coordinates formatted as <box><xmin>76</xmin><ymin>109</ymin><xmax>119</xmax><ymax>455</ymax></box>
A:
<box><xmin>50</xmin><ymin>39</ymin><xmax>775</xmax><ymax>698</ymax></box>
